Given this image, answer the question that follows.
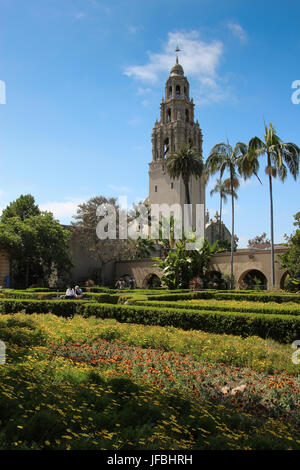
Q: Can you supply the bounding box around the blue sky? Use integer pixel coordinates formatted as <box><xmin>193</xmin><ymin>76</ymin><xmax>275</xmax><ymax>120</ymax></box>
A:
<box><xmin>0</xmin><ymin>0</ymin><xmax>299</xmax><ymax>247</ymax></box>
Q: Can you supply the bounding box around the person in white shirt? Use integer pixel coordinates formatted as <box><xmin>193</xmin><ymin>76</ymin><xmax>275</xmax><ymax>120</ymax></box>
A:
<box><xmin>65</xmin><ymin>287</ymin><xmax>75</xmax><ymax>299</ymax></box>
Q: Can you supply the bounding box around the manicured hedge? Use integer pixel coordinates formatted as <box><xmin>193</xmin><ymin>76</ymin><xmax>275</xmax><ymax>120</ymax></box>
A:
<box><xmin>1</xmin><ymin>294</ymin><xmax>300</xmax><ymax>342</ymax></box>
<box><xmin>147</xmin><ymin>291</ymin><xmax>300</xmax><ymax>304</ymax></box>
<box><xmin>85</xmin><ymin>286</ymin><xmax>116</xmax><ymax>293</ymax></box>
<box><xmin>0</xmin><ymin>290</ymin><xmax>63</xmax><ymax>300</ymax></box>
<box><xmin>84</xmin><ymin>293</ymin><xmax>120</xmax><ymax>304</ymax></box>
<box><xmin>26</xmin><ymin>287</ymin><xmax>51</xmax><ymax>292</ymax></box>
<box><xmin>214</xmin><ymin>292</ymin><xmax>300</xmax><ymax>303</ymax></box>
<box><xmin>81</xmin><ymin>303</ymin><xmax>300</xmax><ymax>343</ymax></box>
<box><xmin>0</xmin><ymin>290</ymin><xmax>122</xmax><ymax>303</ymax></box>
<box><xmin>0</xmin><ymin>299</ymin><xmax>86</xmax><ymax>316</ymax></box>
<box><xmin>132</xmin><ymin>300</ymin><xmax>300</xmax><ymax>316</ymax></box>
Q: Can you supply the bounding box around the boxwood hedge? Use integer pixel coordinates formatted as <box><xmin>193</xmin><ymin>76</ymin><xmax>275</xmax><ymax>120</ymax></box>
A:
<box><xmin>1</xmin><ymin>294</ymin><xmax>300</xmax><ymax>342</ymax></box>
<box><xmin>81</xmin><ymin>303</ymin><xmax>300</xmax><ymax>343</ymax></box>
<box><xmin>131</xmin><ymin>300</ymin><xmax>300</xmax><ymax>316</ymax></box>
<box><xmin>147</xmin><ymin>291</ymin><xmax>300</xmax><ymax>303</ymax></box>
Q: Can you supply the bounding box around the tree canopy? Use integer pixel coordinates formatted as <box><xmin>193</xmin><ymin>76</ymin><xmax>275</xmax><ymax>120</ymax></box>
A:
<box><xmin>0</xmin><ymin>195</ymin><xmax>72</xmax><ymax>287</ymax></box>
<box><xmin>248</xmin><ymin>233</ymin><xmax>271</xmax><ymax>247</ymax></box>
<box><xmin>280</xmin><ymin>212</ymin><xmax>300</xmax><ymax>291</ymax></box>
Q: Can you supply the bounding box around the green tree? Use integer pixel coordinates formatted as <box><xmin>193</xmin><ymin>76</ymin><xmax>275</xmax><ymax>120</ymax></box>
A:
<box><xmin>166</xmin><ymin>143</ymin><xmax>204</xmax><ymax>205</ymax></box>
<box><xmin>245</xmin><ymin>123</ymin><xmax>300</xmax><ymax>286</ymax></box>
<box><xmin>280</xmin><ymin>212</ymin><xmax>300</xmax><ymax>291</ymax></box>
<box><xmin>154</xmin><ymin>237</ymin><xmax>197</xmax><ymax>289</ymax></box>
<box><xmin>205</xmin><ymin>142</ymin><xmax>246</xmax><ymax>289</ymax></box>
<box><xmin>121</xmin><ymin>237</ymin><xmax>155</xmax><ymax>260</ymax></box>
<box><xmin>248</xmin><ymin>232</ymin><xmax>271</xmax><ymax>247</ymax></box>
<box><xmin>0</xmin><ymin>195</ymin><xmax>72</xmax><ymax>287</ymax></box>
<box><xmin>1</xmin><ymin>194</ymin><xmax>40</xmax><ymax>222</ymax></box>
<box><xmin>71</xmin><ymin>196</ymin><xmax>128</xmax><ymax>282</ymax></box>
<box><xmin>154</xmin><ymin>237</ymin><xmax>221</xmax><ymax>289</ymax></box>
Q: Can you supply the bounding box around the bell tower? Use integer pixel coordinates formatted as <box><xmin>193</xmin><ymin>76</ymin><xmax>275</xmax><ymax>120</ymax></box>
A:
<box><xmin>148</xmin><ymin>53</ymin><xmax>205</xmax><ymax>228</ymax></box>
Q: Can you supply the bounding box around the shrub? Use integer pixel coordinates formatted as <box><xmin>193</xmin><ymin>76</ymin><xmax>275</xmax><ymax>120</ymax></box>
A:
<box><xmin>85</xmin><ymin>287</ymin><xmax>116</xmax><ymax>293</ymax></box>
<box><xmin>147</xmin><ymin>291</ymin><xmax>300</xmax><ymax>304</ymax></box>
<box><xmin>0</xmin><ymin>299</ymin><xmax>84</xmax><ymax>317</ymax></box>
<box><xmin>132</xmin><ymin>300</ymin><xmax>300</xmax><ymax>316</ymax></box>
<box><xmin>81</xmin><ymin>303</ymin><xmax>300</xmax><ymax>343</ymax></box>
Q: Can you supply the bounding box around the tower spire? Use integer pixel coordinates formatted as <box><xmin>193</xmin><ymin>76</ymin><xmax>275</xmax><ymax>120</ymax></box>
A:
<box><xmin>175</xmin><ymin>45</ymin><xmax>181</xmax><ymax>64</ymax></box>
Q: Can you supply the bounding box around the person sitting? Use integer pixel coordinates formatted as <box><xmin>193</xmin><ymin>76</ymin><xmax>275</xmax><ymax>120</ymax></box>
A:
<box><xmin>65</xmin><ymin>286</ymin><xmax>75</xmax><ymax>299</ymax></box>
<box><xmin>115</xmin><ymin>279</ymin><xmax>125</xmax><ymax>290</ymax></box>
<box><xmin>74</xmin><ymin>285</ymin><xmax>83</xmax><ymax>299</ymax></box>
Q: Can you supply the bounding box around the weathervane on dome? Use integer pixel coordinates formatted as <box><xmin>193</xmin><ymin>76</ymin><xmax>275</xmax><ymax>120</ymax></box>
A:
<box><xmin>175</xmin><ymin>44</ymin><xmax>181</xmax><ymax>64</ymax></box>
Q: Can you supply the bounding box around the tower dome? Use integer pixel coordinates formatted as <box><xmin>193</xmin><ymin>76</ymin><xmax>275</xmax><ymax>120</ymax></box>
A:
<box><xmin>170</xmin><ymin>59</ymin><xmax>184</xmax><ymax>77</ymax></box>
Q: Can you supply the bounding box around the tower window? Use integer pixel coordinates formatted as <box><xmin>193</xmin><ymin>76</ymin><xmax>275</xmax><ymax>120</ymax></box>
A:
<box><xmin>168</xmin><ymin>86</ymin><xmax>172</xmax><ymax>97</ymax></box>
<box><xmin>155</xmin><ymin>185</ymin><xmax>158</xmax><ymax>192</ymax></box>
<box><xmin>184</xmin><ymin>86</ymin><xmax>187</xmax><ymax>98</ymax></box>
<box><xmin>185</xmin><ymin>109</ymin><xmax>189</xmax><ymax>122</ymax></box>
<box><xmin>176</xmin><ymin>85</ymin><xmax>180</xmax><ymax>97</ymax></box>
<box><xmin>171</xmin><ymin>182</ymin><xmax>174</xmax><ymax>189</ymax></box>
<box><xmin>163</xmin><ymin>138</ymin><xmax>169</xmax><ymax>158</ymax></box>
<box><xmin>167</xmin><ymin>109</ymin><xmax>171</xmax><ymax>122</ymax></box>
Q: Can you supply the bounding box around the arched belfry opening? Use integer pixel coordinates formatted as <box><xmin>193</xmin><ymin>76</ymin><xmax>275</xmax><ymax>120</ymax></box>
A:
<box><xmin>167</xmin><ymin>108</ymin><xmax>171</xmax><ymax>123</ymax></box>
<box><xmin>176</xmin><ymin>85</ymin><xmax>181</xmax><ymax>97</ymax></box>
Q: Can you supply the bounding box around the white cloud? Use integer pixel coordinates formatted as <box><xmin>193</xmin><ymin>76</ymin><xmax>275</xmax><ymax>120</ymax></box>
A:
<box><xmin>124</xmin><ymin>31</ymin><xmax>223</xmax><ymax>85</ymax></box>
<box><xmin>124</xmin><ymin>30</ymin><xmax>228</xmax><ymax>104</ymax></box>
<box><xmin>226</xmin><ymin>21</ymin><xmax>247</xmax><ymax>43</ymax></box>
<box><xmin>39</xmin><ymin>199</ymin><xmax>84</xmax><ymax>219</ymax></box>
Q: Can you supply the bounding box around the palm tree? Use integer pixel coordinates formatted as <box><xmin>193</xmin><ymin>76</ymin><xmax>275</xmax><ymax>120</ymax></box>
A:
<box><xmin>244</xmin><ymin>123</ymin><xmax>300</xmax><ymax>287</ymax></box>
<box><xmin>206</xmin><ymin>142</ymin><xmax>247</xmax><ymax>289</ymax></box>
<box><xmin>166</xmin><ymin>143</ymin><xmax>204</xmax><ymax>205</ymax></box>
<box><xmin>209</xmin><ymin>177</ymin><xmax>235</xmax><ymax>239</ymax></box>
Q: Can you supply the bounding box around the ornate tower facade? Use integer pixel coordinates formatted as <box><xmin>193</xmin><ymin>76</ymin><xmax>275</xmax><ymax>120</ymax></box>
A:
<box><xmin>148</xmin><ymin>58</ymin><xmax>205</xmax><ymax>228</ymax></box>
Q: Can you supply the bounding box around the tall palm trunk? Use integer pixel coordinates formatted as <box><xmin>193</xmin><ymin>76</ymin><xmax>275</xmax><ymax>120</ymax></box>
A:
<box><xmin>267</xmin><ymin>152</ymin><xmax>275</xmax><ymax>287</ymax></box>
<box><xmin>184</xmin><ymin>178</ymin><xmax>191</xmax><ymax>204</ymax></box>
<box><xmin>183</xmin><ymin>177</ymin><xmax>192</xmax><ymax>230</ymax></box>
<box><xmin>219</xmin><ymin>195</ymin><xmax>222</xmax><ymax>239</ymax></box>
<box><xmin>230</xmin><ymin>170</ymin><xmax>234</xmax><ymax>290</ymax></box>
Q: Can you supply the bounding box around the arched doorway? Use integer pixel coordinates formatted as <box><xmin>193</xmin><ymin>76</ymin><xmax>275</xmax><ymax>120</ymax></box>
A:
<box><xmin>239</xmin><ymin>269</ymin><xmax>268</xmax><ymax>290</ymax></box>
<box><xmin>142</xmin><ymin>273</ymin><xmax>161</xmax><ymax>289</ymax></box>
